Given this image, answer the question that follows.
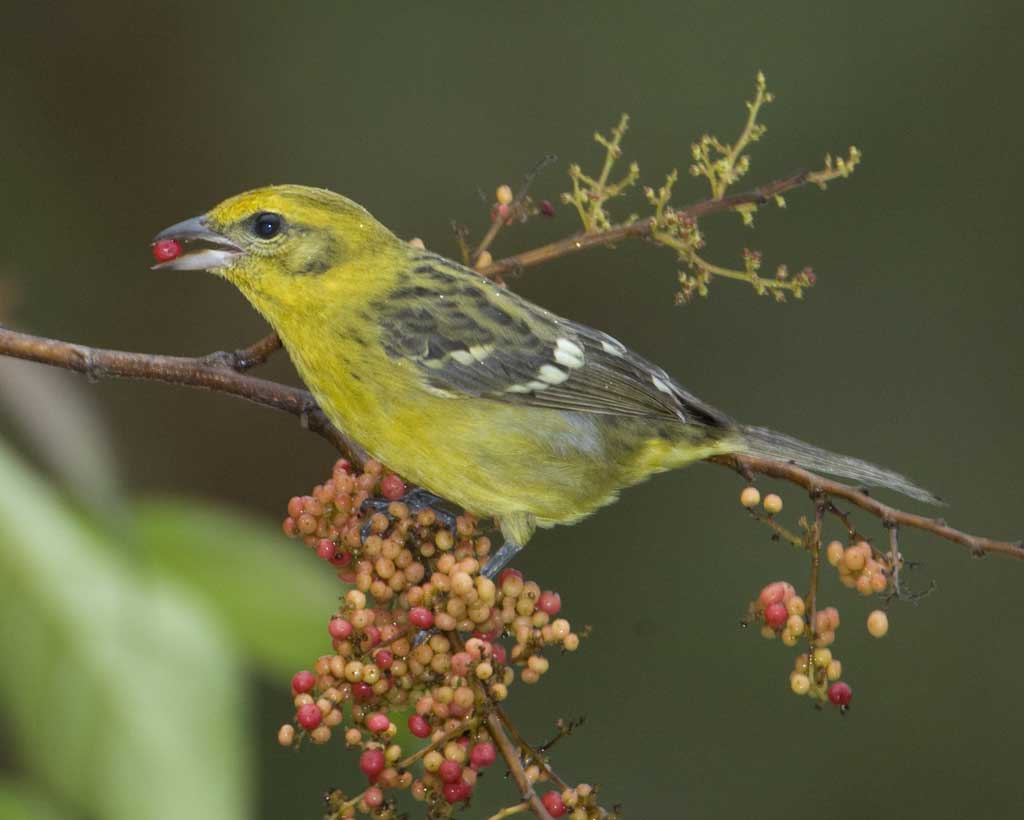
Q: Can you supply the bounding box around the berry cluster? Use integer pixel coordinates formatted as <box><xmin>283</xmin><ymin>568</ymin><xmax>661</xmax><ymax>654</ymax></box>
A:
<box><xmin>741</xmin><ymin>487</ymin><xmax>894</xmax><ymax>712</ymax></box>
<box><xmin>278</xmin><ymin>458</ymin><xmax>588</xmax><ymax>817</ymax></box>
<box><xmin>475</xmin><ymin>184</ymin><xmax>556</xmax><ymax>272</ymax></box>
<box><xmin>826</xmin><ymin>539</ymin><xmax>890</xmax><ymax>596</ymax></box>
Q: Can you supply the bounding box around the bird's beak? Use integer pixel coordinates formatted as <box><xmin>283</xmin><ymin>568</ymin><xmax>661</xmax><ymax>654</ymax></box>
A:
<box><xmin>151</xmin><ymin>215</ymin><xmax>244</xmax><ymax>271</ymax></box>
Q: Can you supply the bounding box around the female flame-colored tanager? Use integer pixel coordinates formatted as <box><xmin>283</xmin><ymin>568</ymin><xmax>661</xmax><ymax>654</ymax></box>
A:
<box><xmin>154</xmin><ymin>185</ymin><xmax>936</xmax><ymax>575</ymax></box>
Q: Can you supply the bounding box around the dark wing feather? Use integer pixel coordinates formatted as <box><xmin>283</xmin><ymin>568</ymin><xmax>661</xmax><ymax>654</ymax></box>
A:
<box><xmin>376</xmin><ymin>254</ymin><xmax>731</xmax><ymax>428</ymax></box>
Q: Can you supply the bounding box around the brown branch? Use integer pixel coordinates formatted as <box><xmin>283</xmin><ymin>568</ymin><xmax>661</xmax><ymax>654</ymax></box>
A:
<box><xmin>1</xmin><ymin>324</ymin><xmax>1018</xmax><ymax>563</ymax></box>
<box><xmin>710</xmin><ymin>454</ymin><xmax>1024</xmax><ymax>560</ymax></box>
<box><xmin>478</xmin><ymin>170</ymin><xmax>810</xmax><ymax>278</ymax></box>
<box><xmin>0</xmin><ymin>326</ymin><xmax>360</xmax><ymax>461</ymax></box>
<box><xmin>485</xmin><ymin>711</ymin><xmax>552</xmax><ymax>820</ymax></box>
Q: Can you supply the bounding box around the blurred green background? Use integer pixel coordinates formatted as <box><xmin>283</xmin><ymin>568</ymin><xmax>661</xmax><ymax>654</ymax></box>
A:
<box><xmin>1</xmin><ymin>2</ymin><xmax>1022</xmax><ymax>818</ymax></box>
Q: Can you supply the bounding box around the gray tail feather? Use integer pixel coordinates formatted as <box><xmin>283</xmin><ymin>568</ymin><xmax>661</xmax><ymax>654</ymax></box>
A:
<box><xmin>738</xmin><ymin>425</ymin><xmax>942</xmax><ymax>506</ymax></box>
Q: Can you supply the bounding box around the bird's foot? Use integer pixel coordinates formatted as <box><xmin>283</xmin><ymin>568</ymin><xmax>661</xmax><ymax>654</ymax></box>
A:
<box><xmin>360</xmin><ymin>488</ymin><xmax>459</xmax><ymax>542</ymax></box>
<box><xmin>481</xmin><ymin>540</ymin><xmax>523</xmax><ymax>580</ymax></box>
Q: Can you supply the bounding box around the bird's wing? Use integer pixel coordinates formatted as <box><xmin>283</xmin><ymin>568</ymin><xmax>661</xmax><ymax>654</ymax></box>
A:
<box><xmin>375</xmin><ymin>254</ymin><xmax>731</xmax><ymax>427</ymax></box>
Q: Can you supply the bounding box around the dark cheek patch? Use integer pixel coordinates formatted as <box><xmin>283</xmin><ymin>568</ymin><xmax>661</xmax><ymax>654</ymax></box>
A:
<box><xmin>292</xmin><ymin>228</ymin><xmax>342</xmax><ymax>275</ymax></box>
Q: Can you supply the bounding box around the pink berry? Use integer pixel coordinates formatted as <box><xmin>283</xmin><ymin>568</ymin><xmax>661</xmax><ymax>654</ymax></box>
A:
<box><xmin>408</xmin><ymin>714</ymin><xmax>431</xmax><ymax>738</ymax></box>
<box><xmin>542</xmin><ymin>791</ymin><xmax>566</xmax><ymax>817</ymax></box>
<box><xmin>359</xmin><ymin>748</ymin><xmax>385</xmax><ymax>778</ymax></box>
<box><xmin>315</xmin><ymin>539</ymin><xmax>334</xmax><ymax>560</ymax></box>
<box><xmin>296</xmin><ymin>703</ymin><xmax>322</xmax><ymax>730</ymax></box>
<box><xmin>470</xmin><ymin>741</ymin><xmax>496</xmax><ymax>769</ymax></box>
<box><xmin>328</xmin><ymin>618</ymin><xmax>353</xmax><ymax>640</ymax></box>
<box><xmin>291</xmin><ymin>670</ymin><xmax>315</xmax><ymax>694</ymax></box>
<box><xmin>442</xmin><ymin>781</ymin><xmax>466</xmax><ymax>803</ymax></box>
<box><xmin>764</xmin><ymin>602</ymin><xmax>788</xmax><ymax>629</ymax></box>
<box><xmin>364</xmin><ymin>786</ymin><xmax>384</xmax><ymax>808</ymax></box>
<box><xmin>491</xmin><ymin>644</ymin><xmax>507</xmax><ymax>665</ymax></box>
<box><xmin>380</xmin><ymin>474</ymin><xmax>406</xmax><ymax>501</ymax></box>
<box><xmin>152</xmin><ymin>239</ymin><xmax>181</xmax><ymax>262</ymax></box>
<box><xmin>759</xmin><ymin>582</ymin><xmax>786</xmax><ymax>607</ymax></box>
<box><xmin>374</xmin><ymin>649</ymin><xmax>394</xmax><ymax>670</ymax></box>
<box><xmin>827</xmin><ymin>681</ymin><xmax>853</xmax><ymax>707</ymax></box>
<box><xmin>497</xmin><ymin>568</ymin><xmax>523</xmax><ymax>586</ymax></box>
<box><xmin>439</xmin><ymin>759</ymin><xmax>462</xmax><ymax>784</ymax></box>
<box><xmin>537</xmin><ymin>590</ymin><xmax>561</xmax><ymax>615</ymax></box>
<box><xmin>409</xmin><ymin>607</ymin><xmax>434</xmax><ymax>629</ymax></box>
<box><xmin>364</xmin><ymin>626</ymin><xmax>381</xmax><ymax>647</ymax></box>
<box><xmin>329</xmin><ymin>549</ymin><xmax>352</xmax><ymax>567</ymax></box>
<box><xmin>366</xmin><ymin>712</ymin><xmax>390</xmax><ymax>734</ymax></box>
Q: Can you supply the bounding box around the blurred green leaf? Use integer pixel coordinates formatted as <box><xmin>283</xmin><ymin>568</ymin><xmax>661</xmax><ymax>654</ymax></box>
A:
<box><xmin>0</xmin><ymin>777</ymin><xmax>67</xmax><ymax>820</ymax></box>
<box><xmin>132</xmin><ymin>499</ymin><xmax>343</xmax><ymax>676</ymax></box>
<box><xmin>0</xmin><ymin>439</ymin><xmax>248</xmax><ymax>820</ymax></box>
<box><xmin>0</xmin><ymin>359</ymin><xmax>119</xmax><ymax>509</ymax></box>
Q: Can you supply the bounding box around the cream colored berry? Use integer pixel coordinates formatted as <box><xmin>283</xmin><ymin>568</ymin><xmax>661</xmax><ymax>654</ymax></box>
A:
<box><xmin>763</xmin><ymin>493</ymin><xmax>783</xmax><ymax>514</ymax></box>
<box><xmin>867</xmin><ymin>609</ymin><xmax>889</xmax><ymax>638</ymax></box>
<box><xmin>740</xmin><ymin>486</ymin><xmax>761</xmax><ymax>508</ymax></box>
<box><xmin>790</xmin><ymin>673</ymin><xmax>811</xmax><ymax>695</ymax></box>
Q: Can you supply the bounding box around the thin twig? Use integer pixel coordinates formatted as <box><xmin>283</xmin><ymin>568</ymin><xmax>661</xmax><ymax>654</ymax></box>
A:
<box><xmin>485</xmin><ymin>711</ymin><xmax>552</xmax><ymax>820</ymax></box>
<box><xmin>805</xmin><ymin>500</ymin><xmax>825</xmax><ymax>667</ymax></box>
<box><xmin>488</xmin><ymin>802</ymin><xmax>530</xmax><ymax>820</ymax></box>
<box><xmin>478</xmin><ymin>171</ymin><xmax>810</xmax><ymax>278</ymax></box>
<box><xmin>472</xmin><ymin>154</ymin><xmax>558</xmax><ymax>266</ymax></box>
<box><xmin>710</xmin><ymin>453</ymin><xmax>1024</xmax><ymax>561</ymax></box>
<box><xmin>887</xmin><ymin>522</ymin><xmax>903</xmax><ymax>599</ymax></box>
<box><xmin>494</xmin><ymin>705</ymin><xmax>571</xmax><ymax>792</ymax></box>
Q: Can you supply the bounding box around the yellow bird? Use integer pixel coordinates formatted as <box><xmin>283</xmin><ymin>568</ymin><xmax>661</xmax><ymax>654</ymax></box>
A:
<box><xmin>154</xmin><ymin>185</ymin><xmax>936</xmax><ymax>574</ymax></box>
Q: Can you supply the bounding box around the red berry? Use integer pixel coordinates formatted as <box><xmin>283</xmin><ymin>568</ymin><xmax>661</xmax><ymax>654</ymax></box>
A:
<box><xmin>439</xmin><ymin>759</ymin><xmax>462</xmax><ymax>784</ymax></box>
<box><xmin>152</xmin><ymin>239</ymin><xmax>181</xmax><ymax>262</ymax></box>
<box><xmin>291</xmin><ymin>670</ymin><xmax>315</xmax><ymax>694</ymax></box>
<box><xmin>408</xmin><ymin>607</ymin><xmax>434</xmax><ymax>629</ymax></box>
<box><xmin>542</xmin><ymin>791</ymin><xmax>566</xmax><ymax>817</ymax></box>
<box><xmin>360</xmin><ymin>748</ymin><xmax>386</xmax><ymax>778</ymax></box>
<box><xmin>328</xmin><ymin>618</ymin><xmax>353</xmax><ymax>640</ymax></box>
<box><xmin>764</xmin><ymin>602</ymin><xmax>788</xmax><ymax>629</ymax></box>
<box><xmin>497</xmin><ymin>568</ymin><xmax>523</xmax><ymax>586</ymax></box>
<box><xmin>366</xmin><ymin>712</ymin><xmax>390</xmax><ymax>734</ymax></box>
<box><xmin>443</xmin><ymin>781</ymin><xmax>466</xmax><ymax>804</ymax></box>
<box><xmin>296</xmin><ymin>703</ymin><xmax>322</xmax><ymax>730</ymax></box>
<box><xmin>330</xmin><ymin>549</ymin><xmax>352</xmax><ymax>567</ymax></box>
<box><xmin>380</xmin><ymin>474</ymin><xmax>406</xmax><ymax>501</ymax></box>
<box><xmin>469</xmin><ymin>741</ymin><xmax>496</xmax><ymax>769</ymax></box>
<box><xmin>374</xmin><ymin>649</ymin><xmax>394</xmax><ymax>670</ymax></box>
<box><xmin>540</xmin><ymin>200</ymin><xmax>556</xmax><ymax>217</ymax></box>
<box><xmin>827</xmin><ymin>681</ymin><xmax>853</xmax><ymax>707</ymax></box>
<box><xmin>364</xmin><ymin>626</ymin><xmax>381</xmax><ymax>647</ymax></box>
<box><xmin>491</xmin><ymin>644</ymin><xmax>507</xmax><ymax>665</ymax></box>
<box><xmin>408</xmin><ymin>714</ymin><xmax>431</xmax><ymax>738</ymax></box>
<box><xmin>364</xmin><ymin>786</ymin><xmax>383</xmax><ymax>808</ymax></box>
<box><xmin>315</xmin><ymin>539</ymin><xmax>334</xmax><ymax>560</ymax></box>
<box><xmin>352</xmin><ymin>682</ymin><xmax>374</xmax><ymax>702</ymax></box>
<box><xmin>537</xmin><ymin>590</ymin><xmax>561</xmax><ymax>615</ymax></box>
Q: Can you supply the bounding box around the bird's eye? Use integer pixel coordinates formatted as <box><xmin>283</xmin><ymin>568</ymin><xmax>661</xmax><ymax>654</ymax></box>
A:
<box><xmin>253</xmin><ymin>212</ymin><xmax>282</xmax><ymax>239</ymax></box>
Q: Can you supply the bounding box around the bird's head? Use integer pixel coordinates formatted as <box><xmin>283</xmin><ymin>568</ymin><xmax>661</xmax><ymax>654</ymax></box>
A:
<box><xmin>152</xmin><ymin>184</ymin><xmax>404</xmax><ymax>320</ymax></box>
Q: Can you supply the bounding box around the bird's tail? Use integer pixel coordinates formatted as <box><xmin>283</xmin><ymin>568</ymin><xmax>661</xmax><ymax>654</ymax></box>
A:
<box><xmin>737</xmin><ymin>425</ymin><xmax>942</xmax><ymax>505</ymax></box>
